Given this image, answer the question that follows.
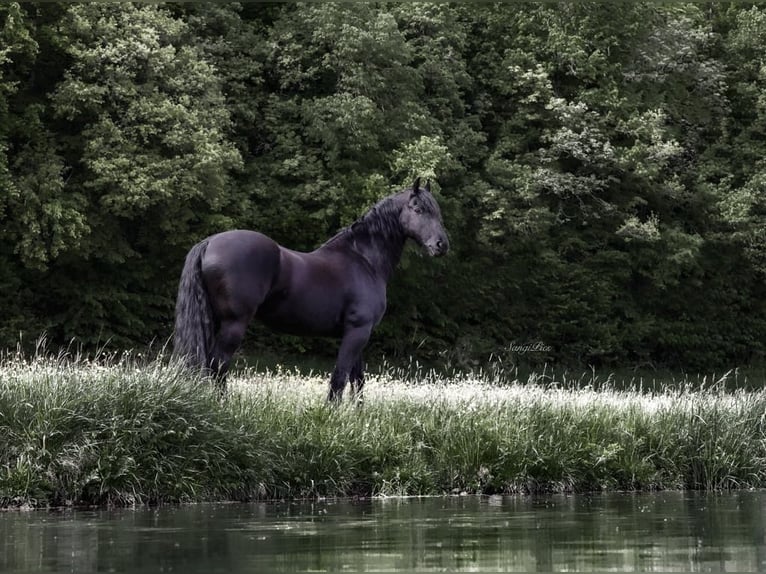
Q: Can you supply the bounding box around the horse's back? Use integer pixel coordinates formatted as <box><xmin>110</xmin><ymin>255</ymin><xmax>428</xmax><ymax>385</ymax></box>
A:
<box><xmin>202</xmin><ymin>230</ymin><xmax>280</xmax><ymax>271</ymax></box>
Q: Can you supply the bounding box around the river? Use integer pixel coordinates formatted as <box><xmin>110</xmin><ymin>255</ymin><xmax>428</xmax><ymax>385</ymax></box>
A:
<box><xmin>2</xmin><ymin>491</ymin><xmax>764</xmax><ymax>572</ymax></box>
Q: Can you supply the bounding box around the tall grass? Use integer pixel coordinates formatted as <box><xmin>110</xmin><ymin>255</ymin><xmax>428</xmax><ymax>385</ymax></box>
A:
<box><xmin>2</xmin><ymin>351</ymin><xmax>766</xmax><ymax>507</ymax></box>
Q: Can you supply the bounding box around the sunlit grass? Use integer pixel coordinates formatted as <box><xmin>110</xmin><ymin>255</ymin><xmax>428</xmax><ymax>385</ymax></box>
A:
<box><xmin>2</xmin><ymin>352</ymin><xmax>766</xmax><ymax>507</ymax></box>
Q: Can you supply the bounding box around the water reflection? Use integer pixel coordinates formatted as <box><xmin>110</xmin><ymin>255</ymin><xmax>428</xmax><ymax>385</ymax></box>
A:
<box><xmin>1</xmin><ymin>491</ymin><xmax>765</xmax><ymax>572</ymax></box>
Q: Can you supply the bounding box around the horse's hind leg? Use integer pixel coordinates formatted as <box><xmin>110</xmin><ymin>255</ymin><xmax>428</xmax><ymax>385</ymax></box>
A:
<box><xmin>201</xmin><ymin>233</ymin><xmax>281</xmax><ymax>391</ymax></box>
<box><xmin>208</xmin><ymin>316</ymin><xmax>249</xmax><ymax>391</ymax></box>
<box><xmin>349</xmin><ymin>356</ymin><xmax>365</xmax><ymax>405</ymax></box>
<box><xmin>206</xmin><ymin>282</ymin><xmax>272</xmax><ymax>391</ymax></box>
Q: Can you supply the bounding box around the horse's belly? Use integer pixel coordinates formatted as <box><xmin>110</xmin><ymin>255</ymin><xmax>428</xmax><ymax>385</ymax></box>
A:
<box><xmin>255</xmin><ymin>297</ymin><xmax>343</xmax><ymax>338</ymax></box>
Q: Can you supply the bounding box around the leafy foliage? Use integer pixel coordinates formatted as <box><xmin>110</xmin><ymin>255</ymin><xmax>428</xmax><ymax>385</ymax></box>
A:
<box><xmin>1</xmin><ymin>2</ymin><xmax>765</xmax><ymax>368</ymax></box>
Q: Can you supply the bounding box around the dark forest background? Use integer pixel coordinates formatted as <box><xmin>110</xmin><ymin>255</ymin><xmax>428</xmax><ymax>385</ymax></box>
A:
<box><xmin>2</xmin><ymin>2</ymin><xmax>766</xmax><ymax>371</ymax></box>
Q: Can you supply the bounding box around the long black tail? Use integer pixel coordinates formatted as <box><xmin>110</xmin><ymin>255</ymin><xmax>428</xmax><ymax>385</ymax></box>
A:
<box><xmin>173</xmin><ymin>239</ymin><xmax>214</xmax><ymax>369</ymax></box>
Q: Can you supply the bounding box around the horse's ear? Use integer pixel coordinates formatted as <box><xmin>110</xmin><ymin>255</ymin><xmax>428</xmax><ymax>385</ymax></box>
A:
<box><xmin>412</xmin><ymin>177</ymin><xmax>421</xmax><ymax>195</ymax></box>
<box><xmin>425</xmin><ymin>179</ymin><xmax>431</xmax><ymax>193</ymax></box>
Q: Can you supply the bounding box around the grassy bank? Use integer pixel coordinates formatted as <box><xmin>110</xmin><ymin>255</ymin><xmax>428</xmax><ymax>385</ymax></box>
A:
<box><xmin>2</xmin><ymin>353</ymin><xmax>766</xmax><ymax>508</ymax></box>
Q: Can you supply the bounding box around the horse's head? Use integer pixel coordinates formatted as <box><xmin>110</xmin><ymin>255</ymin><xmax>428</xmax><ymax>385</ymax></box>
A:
<box><xmin>400</xmin><ymin>178</ymin><xmax>449</xmax><ymax>257</ymax></box>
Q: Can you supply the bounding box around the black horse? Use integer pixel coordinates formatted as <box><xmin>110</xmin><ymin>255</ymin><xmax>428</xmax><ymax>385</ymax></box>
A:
<box><xmin>173</xmin><ymin>178</ymin><xmax>449</xmax><ymax>401</ymax></box>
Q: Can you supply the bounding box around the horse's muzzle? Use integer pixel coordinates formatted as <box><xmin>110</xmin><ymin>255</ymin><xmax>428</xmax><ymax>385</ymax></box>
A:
<box><xmin>427</xmin><ymin>237</ymin><xmax>449</xmax><ymax>257</ymax></box>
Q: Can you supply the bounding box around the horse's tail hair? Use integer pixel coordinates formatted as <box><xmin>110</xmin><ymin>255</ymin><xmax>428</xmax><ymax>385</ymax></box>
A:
<box><xmin>173</xmin><ymin>239</ymin><xmax>214</xmax><ymax>369</ymax></box>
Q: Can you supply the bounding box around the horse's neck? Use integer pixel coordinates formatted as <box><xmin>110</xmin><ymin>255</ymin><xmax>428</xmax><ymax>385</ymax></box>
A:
<box><xmin>342</xmin><ymin>195</ymin><xmax>408</xmax><ymax>282</ymax></box>
<box><xmin>349</xmin><ymin>229</ymin><xmax>406</xmax><ymax>283</ymax></box>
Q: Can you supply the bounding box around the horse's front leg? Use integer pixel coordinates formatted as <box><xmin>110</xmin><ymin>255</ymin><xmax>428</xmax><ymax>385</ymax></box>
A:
<box><xmin>328</xmin><ymin>324</ymin><xmax>372</xmax><ymax>403</ymax></box>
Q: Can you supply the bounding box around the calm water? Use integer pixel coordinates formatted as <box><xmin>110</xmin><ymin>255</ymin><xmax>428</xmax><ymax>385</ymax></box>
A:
<box><xmin>2</xmin><ymin>492</ymin><xmax>765</xmax><ymax>572</ymax></box>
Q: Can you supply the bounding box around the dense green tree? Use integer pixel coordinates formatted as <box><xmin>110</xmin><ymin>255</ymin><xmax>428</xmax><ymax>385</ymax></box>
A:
<box><xmin>0</xmin><ymin>2</ymin><xmax>67</xmax><ymax>342</ymax></box>
<box><xmin>2</xmin><ymin>3</ymin><xmax>242</xmax><ymax>345</ymax></box>
<box><xmin>2</xmin><ymin>2</ymin><xmax>766</xmax><ymax>369</ymax></box>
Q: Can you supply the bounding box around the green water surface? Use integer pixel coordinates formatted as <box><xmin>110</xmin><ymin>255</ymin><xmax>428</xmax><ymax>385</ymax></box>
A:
<box><xmin>2</xmin><ymin>492</ymin><xmax>764</xmax><ymax>572</ymax></box>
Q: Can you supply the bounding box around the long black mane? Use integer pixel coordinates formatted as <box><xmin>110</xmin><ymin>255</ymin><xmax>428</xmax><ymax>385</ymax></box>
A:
<box><xmin>323</xmin><ymin>192</ymin><xmax>405</xmax><ymax>247</ymax></box>
<box><xmin>322</xmin><ymin>186</ymin><xmax>444</xmax><ymax>278</ymax></box>
<box><xmin>321</xmin><ymin>192</ymin><xmax>407</xmax><ymax>278</ymax></box>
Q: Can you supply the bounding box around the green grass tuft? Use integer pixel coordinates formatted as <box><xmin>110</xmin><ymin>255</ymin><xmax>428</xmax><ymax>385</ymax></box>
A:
<box><xmin>2</xmin><ymin>353</ymin><xmax>766</xmax><ymax>507</ymax></box>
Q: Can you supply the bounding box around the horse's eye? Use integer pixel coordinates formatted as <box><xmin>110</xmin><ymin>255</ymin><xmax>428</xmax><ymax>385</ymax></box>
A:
<box><xmin>413</xmin><ymin>205</ymin><xmax>423</xmax><ymax>214</ymax></box>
